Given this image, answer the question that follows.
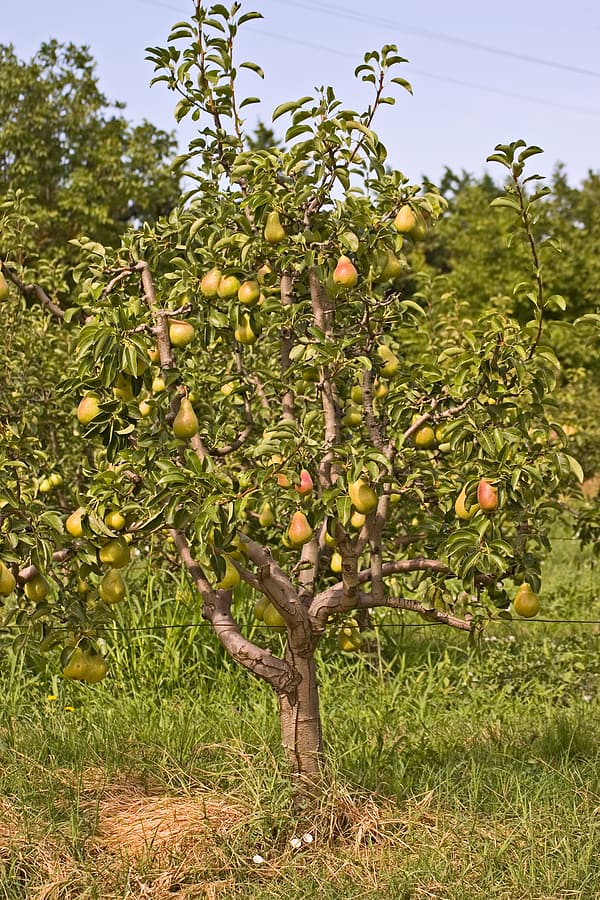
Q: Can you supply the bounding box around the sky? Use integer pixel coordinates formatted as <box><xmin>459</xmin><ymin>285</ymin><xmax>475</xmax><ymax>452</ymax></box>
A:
<box><xmin>4</xmin><ymin>0</ymin><xmax>600</xmax><ymax>187</ymax></box>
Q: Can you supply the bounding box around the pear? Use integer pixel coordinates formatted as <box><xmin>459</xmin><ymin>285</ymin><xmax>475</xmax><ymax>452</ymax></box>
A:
<box><xmin>513</xmin><ymin>583</ymin><xmax>540</xmax><ymax>618</ymax></box>
<box><xmin>294</xmin><ymin>469</ymin><xmax>313</xmax><ymax>497</ymax></box>
<box><xmin>350</xmin><ymin>511</ymin><xmax>366</xmax><ymax>530</ymax></box>
<box><xmin>66</xmin><ymin>507</ymin><xmax>85</xmax><ymax>538</ymax></box>
<box><xmin>256</xmin><ymin>262</ymin><xmax>273</xmax><ymax>283</ymax></box>
<box><xmin>98</xmin><ymin>537</ymin><xmax>130</xmax><ymax>568</ymax></box>
<box><xmin>99</xmin><ymin>568</ymin><xmax>126</xmax><ymax>604</ymax></box>
<box><xmin>49</xmin><ymin>473</ymin><xmax>63</xmax><ymax>488</ymax></box>
<box><xmin>338</xmin><ymin>625</ymin><xmax>362</xmax><ymax>652</ymax></box>
<box><xmin>258</xmin><ymin>501</ymin><xmax>275</xmax><ymax>527</ymax></box>
<box><xmin>139</xmin><ymin>399</ymin><xmax>152</xmax><ymax>417</ymax></box>
<box><xmin>217</xmin><ymin>275</ymin><xmax>241</xmax><ymax>299</ymax></box>
<box><xmin>24</xmin><ymin>573</ymin><xmax>49</xmax><ymax>602</ymax></box>
<box><xmin>237</xmin><ymin>280</ymin><xmax>261</xmax><ymax>307</ymax></box>
<box><xmin>413</xmin><ymin>426</ymin><xmax>436</xmax><ymax>450</ymax></box>
<box><xmin>393</xmin><ymin>205</ymin><xmax>417</xmax><ymax>234</ymax></box>
<box><xmin>113</xmin><ymin>374</ymin><xmax>134</xmax><ymax>402</ymax></box>
<box><xmin>377</xmin><ymin>345</ymin><xmax>399</xmax><ymax>379</ymax></box>
<box><xmin>81</xmin><ymin>652</ymin><xmax>108</xmax><ymax>684</ymax></box>
<box><xmin>169</xmin><ymin>319</ymin><xmax>195</xmax><ymax>348</ymax></box>
<box><xmin>173</xmin><ymin>397</ymin><xmax>199</xmax><ymax>440</ymax></box>
<box><xmin>152</xmin><ymin>375</ymin><xmax>166</xmax><ymax>394</ymax></box>
<box><xmin>200</xmin><ymin>267</ymin><xmax>222</xmax><ymax>297</ymax></box>
<box><xmin>288</xmin><ymin>510</ymin><xmax>313</xmax><ymax>547</ymax></box>
<box><xmin>264</xmin><ymin>210</ymin><xmax>285</xmax><ymax>243</ymax></box>
<box><xmin>332</xmin><ymin>255</ymin><xmax>358</xmax><ymax>288</ymax></box>
<box><xmin>62</xmin><ymin>647</ymin><xmax>87</xmax><ymax>680</ymax></box>
<box><xmin>234</xmin><ymin>315</ymin><xmax>258</xmax><ymax>345</ymax></box>
<box><xmin>350</xmin><ymin>384</ymin><xmax>363</xmax><ymax>404</ymax></box>
<box><xmin>0</xmin><ymin>561</ymin><xmax>16</xmax><ymax>596</ymax></box>
<box><xmin>477</xmin><ymin>478</ymin><xmax>499</xmax><ymax>512</ymax></box>
<box><xmin>262</xmin><ymin>603</ymin><xmax>286</xmax><ymax>629</ymax></box>
<box><xmin>0</xmin><ymin>270</ymin><xmax>9</xmax><ymax>301</ymax></box>
<box><xmin>342</xmin><ymin>406</ymin><xmax>362</xmax><ymax>428</ymax></box>
<box><xmin>455</xmin><ymin>485</ymin><xmax>477</xmax><ymax>521</ymax></box>
<box><xmin>147</xmin><ymin>346</ymin><xmax>161</xmax><ymax>364</ymax></box>
<box><xmin>76</xmin><ymin>393</ymin><xmax>100</xmax><ymax>425</ymax></box>
<box><xmin>39</xmin><ymin>477</ymin><xmax>53</xmax><ymax>494</ymax></box>
<box><xmin>216</xmin><ymin>557</ymin><xmax>241</xmax><ymax>591</ymax></box>
<box><xmin>104</xmin><ymin>509</ymin><xmax>126</xmax><ymax>531</ymax></box>
<box><xmin>374</xmin><ymin>379</ymin><xmax>388</xmax><ymax>399</ymax></box>
<box><xmin>330</xmin><ymin>551</ymin><xmax>343</xmax><ymax>574</ymax></box>
<box><xmin>380</xmin><ymin>249</ymin><xmax>403</xmax><ymax>280</ymax></box>
<box><xmin>348</xmin><ymin>478</ymin><xmax>378</xmax><ymax>515</ymax></box>
<box><xmin>254</xmin><ymin>595</ymin><xmax>271</xmax><ymax>621</ymax></box>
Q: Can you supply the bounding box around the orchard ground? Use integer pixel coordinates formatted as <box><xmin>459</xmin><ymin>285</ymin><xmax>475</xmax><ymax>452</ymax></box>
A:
<box><xmin>2</xmin><ymin>527</ymin><xmax>600</xmax><ymax>899</ymax></box>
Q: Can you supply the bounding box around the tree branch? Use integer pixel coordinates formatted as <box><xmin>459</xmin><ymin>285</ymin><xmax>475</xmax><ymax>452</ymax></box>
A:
<box><xmin>2</xmin><ymin>264</ymin><xmax>65</xmax><ymax>319</ymax></box>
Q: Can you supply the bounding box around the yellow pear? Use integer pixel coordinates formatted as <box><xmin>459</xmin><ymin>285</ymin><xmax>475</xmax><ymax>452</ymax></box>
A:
<box><xmin>0</xmin><ymin>270</ymin><xmax>9</xmax><ymax>301</ymax></box>
<box><xmin>99</xmin><ymin>568</ymin><xmax>126</xmax><ymax>604</ymax></box>
<box><xmin>393</xmin><ymin>205</ymin><xmax>417</xmax><ymax>233</ymax></box>
<box><xmin>455</xmin><ymin>485</ymin><xmax>477</xmax><ymax>521</ymax></box>
<box><xmin>348</xmin><ymin>478</ymin><xmax>378</xmax><ymax>515</ymax></box>
<box><xmin>152</xmin><ymin>375</ymin><xmax>166</xmax><ymax>394</ymax></box>
<box><xmin>173</xmin><ymin>397</ymin><xmax>199</xmax><ymax>440</ymax></box>
<box><xmin>288</xmin><ymin>511</ymin><xmax>313</xmax><ymax>547</ymax></box>
<box><xmin>377</xmin><ymin>345</ymin><xmax>399</xmax><ymax>378</ymax></box>
<box><xmin>350</xmin><ymin>511</ymin><xmax>366</xmax><ymax>530</ymax></box>
<box><xmin>24</xmin><ymin>573</ymin><xmax>49</xmax><ymax>602</ymax></box>
<box><xmin>337</xmin><ymin>625</ymin><xmax>362</xmax><ymax>652</ymax></box>
<box><xmin>264</xmin><ymin>210</ymin><xmax>285</xmax><ymax>243</ymax></box>
<box><xmin>217</xmin><ymin>275</ymin><xmax>241</xmax><ymax>299</ymax></box>
<box><xmin>147</xmin><ymin>346</ymin><xmax>161</xmax><ymax>364</ymax></box>
<box><xmin>81</xmin><ymin>652</ymin><xmax>108</xmax><ymax>684</ymax></box>
<box><xmin>76</xmin><ymin>393</ymin><xmax>100</xmax><ymax>425</ymax></box>
<box><xmin>66</xmin><ymin>507</ymin><xmax>85</xmax><ymax>538</ymax></box>
<box><xmin>262</xmin><ymin>603</ymin><xmax>286</xmax><ymax>629</ymax></box>
<box><xmin>216</xmin><ymin>557</ymin><xmax>241</xmax><ymax>591</ymax></box>
<box><xmin>169</xmin><ymin>319</ymin><xmax>195</xmax><ymax>348</ymax></box>
<box><xmin>413</xmin><ymin>426</ymin><xmax>436</xmax><ymax>450</ymax></box>
<box><xmin>0</xmin><ymin>561</ymin><xmax>16</xmax><ymax>596</ymax></box>
<box><xmin>238</xmin><ymin>280</ymin><xmax>261</xmax><ymax>306</ymax></box>
<box><xmin>200</xmin><ymin>267</ymin><xmax>222</xmax><ymax>297</ymax></box>
<box><xmin>513</xmin><ymin>583</ymin><xmax>540</xmax><ymax>618</ymax></box>
<box><xmin>98</xmin><ymin>538</ymin><xmax>130</xmax><ymax>568</ymax></box>
<box><xmin>330</xmin><ymin>551</ymin><xmax>343</xmax><ymax>574</ymax></box>
<box><xmin>104</xmin><ymin>509</ymin><xmax>126</xmax><ymax>531</ymax></box>
<box><xmin>139</xmin><ymin>399</ymin><xmax>152</xmax><ymax>417</ymax></box>
<box><xmin>62</xmin><ymin>647</ymin><xmax>87</xmax><ymax>680</ymax></box>
<box><xmin>342</xmin><ymin>406</ymin><xmax>362</xmax><ymax>428</ymax></box>
<box><xmin>234</xmin><ymin>315</ymin><xmax>258</xmax><ymax>345</ymax></box>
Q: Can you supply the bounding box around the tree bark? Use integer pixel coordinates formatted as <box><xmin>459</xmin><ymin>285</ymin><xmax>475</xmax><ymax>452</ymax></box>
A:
<box><xmin>278</xmin><ymin>645</ymin><xmax>323</xmax><ymax>786</ymax></box>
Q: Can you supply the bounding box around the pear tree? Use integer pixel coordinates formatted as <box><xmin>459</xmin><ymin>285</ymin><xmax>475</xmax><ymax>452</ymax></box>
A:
<box><xmin>0</xmin><ymin>2</ymin><xmax>584</xmax><ymax>787</ymax></box>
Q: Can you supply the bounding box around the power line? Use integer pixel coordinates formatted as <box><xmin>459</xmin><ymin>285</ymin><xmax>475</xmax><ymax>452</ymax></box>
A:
<box><xmin>135</xmin><ymin>0</ymin><xmax>600</xmax><ymax>117</ymax></box>
<box><xmin>283</xmin><ymin>0</ymin><xmax>600</xmax><ymax>81</ymax></box>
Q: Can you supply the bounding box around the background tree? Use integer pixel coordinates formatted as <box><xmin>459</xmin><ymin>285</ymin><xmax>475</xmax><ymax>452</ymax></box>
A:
<box><xmin>0</xmin><ymin>3</ymin><xmax>584</xmax><ymax>793</ymax></box>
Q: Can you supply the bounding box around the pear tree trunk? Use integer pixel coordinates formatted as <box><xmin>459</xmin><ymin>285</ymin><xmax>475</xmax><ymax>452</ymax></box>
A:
<box><xmin>278</xmin><ymin>645</ymin><xmax>323</xmax><ymax>785</ymax></box>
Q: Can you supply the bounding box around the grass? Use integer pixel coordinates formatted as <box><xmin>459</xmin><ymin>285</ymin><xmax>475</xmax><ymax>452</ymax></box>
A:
<box><xmin>1</xmin><ymin>535</ymin><xmax>600</xmax><ymax>898</ymax></box>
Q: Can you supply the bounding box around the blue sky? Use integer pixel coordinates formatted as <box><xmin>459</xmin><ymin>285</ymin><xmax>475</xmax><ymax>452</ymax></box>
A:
<box><xmin>4</xmin><ymin>0</ymin><xmax>600</xmax><ymax>186</ymax></box>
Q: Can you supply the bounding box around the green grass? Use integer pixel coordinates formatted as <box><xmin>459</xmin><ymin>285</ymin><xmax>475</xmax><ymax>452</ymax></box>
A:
<box><xmin>1</xmin><ymin>536</ymin><xmax>600</xmax><ymax>898</ymax></box>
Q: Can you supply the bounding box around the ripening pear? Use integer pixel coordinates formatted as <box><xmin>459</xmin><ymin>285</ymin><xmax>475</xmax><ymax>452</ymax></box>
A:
<box><xmin>104</xmin><ymin>509</ymin><xmax>126</xmax><ymax>531</ymax></box>
<box><xmin>0</xmin><ymin>270</ymin><xmax>9</xmax><ymax>301</ymax></box>
<box><xmin>294</xmin><ymin>469</ymin><xmax>313</xmax><ymax>497</ymax></box>
<box><xmin>152</xmin><ymin>375</ymin><xmax>166</xmax><ymax>394</ymax></box>
<box><xmin>113</xmin><ymin>374</ymin><xmax>134</xmax><ymax>402</ymax></box>
<box><xmin>513</xmin><ymin>583</ymin><xmax>540</xmax><ymax>618</ymax></box>
<box><xmin>477</xmin><ymin>478</ymin><xmax>499</xmax><ymax>512</ymax></box>
<box><xmin>77</xmin><ymin>393</ymin><xmax>100</xmax><ymax>425</ymax></box>
<box><xmin>377</xmin><ymin>344</ymin><xmax>399</xmax><ymax>379</ymax></box>
<box><xmin>348</xmin><ymin>479</ymin><xmax>378</xmax><ymax>515</ymax></box>
<box><xmin>169</xmin><ymin>319</ymin><xmax>195</xmax><ymax>348</ymax></box>
<box><xmin>216</xmin><ymin>557</ymin><xmax>241</xmax><ymax>591</ymax></box>
<box><xmin>147</xmin><ymin>346</ymin><xmax>161</xmax><ymax>364</ymax></box>
<box><xmin>173</xmin><ymin>397</ymin><xmax>199</xmax><ymax>440</ymax></box>
<box><xmin>332</xmin><ymin>255</ymin><xmax>358</xmax><ymax>288</ymax></box>
<box><xmin>0</xmin><ymin>561</ymin><xmax>16</xmax><ymax>596</ymax></box>
<box><xmin>264</xmin><ymin>210</ymin><xmax>285</xmax><ymax>243</ymax></box>
<box><xmin>258</xmin><ymin>501</ymin><xmax>275</xmax><ymax>527</ymax></box>
<box><xmin>393</xmin><ymin>205</ymin><xmax>417</xmax><ymax>234</ymax></box>
<box><xmin>350</xmin><ymin>384</ymin><xmax>363</xmax><ymax>405</ymax></box>
<box><xmin>330</xmin><ymin>551</ymin><xmax>343</xmax><ymax>574</ymax></box>
<box><xmin>350</xmin><ymin>511</ymin><xmax>366</xmax><ymax>530</ymax></box>
<box><xmin>455</xmin><ymin>485</ymin><xmax>477</xmax><ymax>521</ymax></box>
<box><xmin>374</xmin><ymin>379</ymin><xmax>388</xmax><ymax>399</ymax></box>
<box><xmin>24</xmin><ymin>573</ymin><xmax>49</xmax><ymax>602</ymax></box>
<box><xmin>98</xmin><ymin>537</ymin><xmax>130</xmax><ymax>568</ymax></box>
<box><xmin>234</xmin><ymin>315</ymin><xmax>258</xmax><ymax>345</ymax></box>
<box><xmin>413</xmin><ymin>426</ymin><xmax>436</xmax><ymax>450</ymax></box>
<box><xmin>217</xmin><ymin>275</ymin><xmax>241</xmax><ymax>299</ymax></box>
<box><xmin>66</xmin><ymin>507</ymin><xmax>85</xmax><ymax>538</ymax></box>
<box><xmin>288</xmin><ymin>510</ymin><xmax>313</xmax><ymax>547</ymax></box>
<box><xmin>99</xmin><ymin>568</ymin><xmax>126</xmax><ymax>604</ymax></box>
<box><xmin>200</xmin><ymin>267</ymin><xmax>222</xmax><ymax>297</ymax></box>
<box><xmin>238</xmin><ymin>280</ymin><xmax>261</xmax><ymax>307</ymax></box>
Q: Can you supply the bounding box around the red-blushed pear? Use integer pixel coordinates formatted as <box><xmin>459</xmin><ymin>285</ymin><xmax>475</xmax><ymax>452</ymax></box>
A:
<box><xmin>477</xmin><ymin>478</ymin><xmax>499</xmax><ymax>512</ymax></box>
<box><xmin>348</xmin><ymin>478</ymin><xmax>378</xmax><ymax>515</ymax></box>
<box><xmin>0</xmin><ymin>270</ymin><xmax>9</xmax><ymax>301</ymax></box>
<box><xmin>288</xmin><ymin>510</ymin><xmax>313</xmax><ymax>547</ymax></box>
<box><xmin>99</xmin><ymin>568</ymin><xmax>126</xmax><ymax>604</ymax></box>
<box><xmin>200</xmin><ymin>267</ymin><xmax>222</xmax><ymax>297</ymax></box>
<box><xmin>294</xmin><ymin>469</ymin><xmax>313</xmax><ymax>497</ymax></box>
<box><xmin>513</xmin><ymin>583</ymin><xmax>540</xmax><ymax>618</ymax></box>
<box><xmin>393</xmin><ymin>205</ymin><xmax>417</xmax><ymax>234</ymax></box>
<box><xmin>66</xmin><ymin>507</ymin><xmax>85</xmax><ymax>538</ymax></box>
<box><xmin>76</xmin><ymin>393</ymin><xmax>100</xmax><ymax>425</ymax></box>
<box><xmin>217</xmin><ymin>274</ymin><xmax>241</xmax><ymax>299</ymax></box>
<box><xmin>332</xmin><ymin>255</ymin><xmax>358</xmax><ymax>288</ymax></box>
<box><xmin>0</xmin><ymin>561</ymin><xmax>16</xmax><ymax>596</ymax></box>
<box><xmin>264</xmin><ymin>210</ymin><xmax>285</xmax><ymax>243</ymax></box>
<box><xmin>238</xmin><ymin>280</ymin><xmax>261</xmax><ymax>307</ymax></box>
<box><xmin>169</xmin><ymin>319</ymin><xmax>195</xmax><ymax>348</ymax></box>
<box><xmin>173</xmin><ymin>397</ymin><xmax>199</xmax><ymax>440</ymax></box>
<box><xmin>455</xmin><ymin>485</ymin><xmax>477</xmax><ymax>521</ymax></box>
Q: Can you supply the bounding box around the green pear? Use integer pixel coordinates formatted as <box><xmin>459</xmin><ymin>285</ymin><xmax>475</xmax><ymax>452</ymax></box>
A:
<box><xmin>513</xmin><ymin>583</ymin><xmax>540</xmax><ymax>618</ymax></box>
<box><xmin>217</xmin><ymin>275</ymin><xmax>241</xmax><ymax>299</ymax></box>
<box><xmin>264</xmin><ymin>210</ymin><xmax>285</xmax><ymax>243</ymax></box>
<box><xmin>258</xmin><ymin>501</ymin><xmax>275</xmax><ymax>527</ymax></box>
<box><xmin>342</xmin><ymin>406</ymin><xmax>362</xmax><ymax>428</ymax></box>
<box><xmin>0</xmin><ymin>270</ymin><xmax>9</xmax><ymax>301</ymax></box>
<box><xmin>413</xmin><ymin>425</ymin><xmax>436</xmax><ymax>450</ymax></box>
<box><xmin>332</xmin><ymin>255</ymin><xmax>358</xmax><ymax>288</ymax></box>
<box><xmin>99</xmin><ymin>568</ymin><xmax>126</xmax><ymax>604</ymax></box>
<box><xmin>216</xmin><ymin>557</ymin><xmax>240</xmax><ymax>591</ymax></box>
<box><xmin>377</xmin><ymin>345</ymin><xmax>399</xmax><ymax>378</ymax></box>
<box><xmin>237</xmin><ymin>280</ymin><xmax>261</xmax><ymax>306</ymax></box>
<box><xmin>262</xmin><ymin>603</ymin><xmax>286</xmax><ymax>629</ymax></box>
<box><xmin>348</xmin><ymin>478</ymin><xmax>378</xmax><ymax>515</ymax></box>
<box><xmin>234</xmin><ymin>314</ymin><xmax>258</xmax><ymax>345</ymax></box>
<box><xmin>173</xmin><ymin>397</ymin><xmax>199</xmax><ymax>440</ymax></box>
<box><xmin>169</xmin><ymin>319</ymin><xmax>195</xmax><ymax>348</ymax></box>
<box><xmin>104</xmin><ymin>509</ymin><xmax>126</xmax><ymax>531</ymax></box>
<box><xmin>393</xmin><ymin>205</ymin><xmax>417</xmax><ymax>233</ymax></box>
<box><xmin>200</xmin><ymin>268</ymin><xmax>222</xmax><ymax>297</ymax></box>
<box><xmin>254</xmin><ymin>595</ymin><xmax>270</xmax><ymax>621</ymax></box>
<box><xmin>62</xmin><ymin>647</ymin><xmax>87</xmax><ymax>680</ymax></box>
<box><xmin>98</xmin><ymin>537</ymin><xmax>130</xmax><ymax>568</ymax></box>
<box><xmin>113</xmin><ymin>374</ymin><xmax>134</xmax><ymax>402</ymax></box>
<box><xmin>0</xmin><ymin>561</ymin><xmax>16</xmax><ymax>596</ymax></box>
<box><xmin>380</xmin><ymin>249</ymin><xmax>403</xmax><ymax>280</ymax></box>
<box><xmin>24</xmin><ymin>573</ymin><xmax>49</xmax><ymax>602</ymax></box>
